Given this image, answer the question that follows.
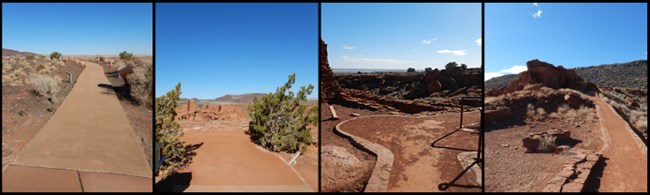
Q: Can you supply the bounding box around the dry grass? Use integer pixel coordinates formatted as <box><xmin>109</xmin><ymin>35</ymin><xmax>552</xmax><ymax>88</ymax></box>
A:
<box><xmin>538</xmin><ymin>135</ymin><xmax>557</xmax><ymax>152</ymax></box>
<box><xmin>29</xmin><ymin>73</ymin><xmax>61</xmax><ymax>98</ymax></box>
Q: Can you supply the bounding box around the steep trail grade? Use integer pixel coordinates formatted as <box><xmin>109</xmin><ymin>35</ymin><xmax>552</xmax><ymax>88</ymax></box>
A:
<box><xmin>594</xmin><ymin>96</ymin><xmax>647</xmax><ymax>192</ymax></box>
<box><xmin>3</xmin><ymin>61</ymin><xmax>151</xmax><ymax>192</ymax></box>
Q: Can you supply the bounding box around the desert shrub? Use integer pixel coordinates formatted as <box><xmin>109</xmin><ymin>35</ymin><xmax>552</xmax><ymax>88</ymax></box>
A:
<box><xmin>407</xmin><ymin>67</ymin><xmax>416</xmax><ymax>73</ymax></box>
<box><xmin>156</xmin><ymin>83</ymin><xmax>191</xmax><ymax>174</ymax></box>
<box><xmin>248</xmin><ymin>74</ymin><xmax>317</xmax><ymax>153</ymax></box>
<box><xmin>119</xmin><ymin>51</ymin><xmax>134</xmax><ymax>61</ymax></box>
<box><xmin>425</xmin><ymin>67</ymin><xmax>433</xmax><ymax>72</ymax></box>
<box><xmin>50</xmin><ymin>52</ymin><xmax>62</xmax><ymax>60</ymax></box>
<box><xmin>538</xmin><ymin>135</ymin><xmax>557</xmax><ymax>152</ymax></box>
<box><xmin>25</xmin><ymin>55</ymin><xmax>35</xmax><ymax>60</ymax></box>
<box><xmin>635</xmin><ymin>117</ymin><xmax>647</xmax><ymax>133</ymax></box>
<box><xmin>536</xmin><ymin>107</ymin><xmax>546</xmax><ymax>117</ymax></box>
<box><xmin>445</xmin><ymin>62</ymin><xmax>459</xmax><ymax>70</ymax></box>
<box><xmin>526</xmin><ymin>103</ymin><xmax>536</xmax><ymax>118</ymax></box>
<box><xmin>127</xmin><ymin>63</ymin><xmax>153</xmax><ymax>108</ymax></box>
<box><xmin>30</xmin><ymin>74</ymin><xmax>60</xmax><ymax>97</ymax></box>
<box><xmin>99</xmin><ymin>56</ymin><xmax>105</xmax><ymax>62</ymax></box>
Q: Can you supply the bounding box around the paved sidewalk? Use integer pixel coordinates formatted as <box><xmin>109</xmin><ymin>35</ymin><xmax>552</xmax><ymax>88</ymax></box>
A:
<box><xmin>3</xmin><ymin>61</ymin><xmax>151</xmax><ymax>192</ymax></box>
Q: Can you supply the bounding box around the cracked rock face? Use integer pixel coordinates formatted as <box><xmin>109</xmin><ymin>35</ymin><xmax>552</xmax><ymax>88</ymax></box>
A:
<box><xmin>321</xmin><ymin>145</ymin><xmax>368</xmax><ymax>192</ymax></box>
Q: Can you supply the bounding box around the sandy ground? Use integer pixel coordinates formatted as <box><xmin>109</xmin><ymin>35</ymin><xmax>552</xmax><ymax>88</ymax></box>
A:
<box><xmin>156</xmin><ymin>120</ymin><xmax>317</xmax><ymax>192</ymax></box>
<box><xmin>594</xmin><ymin>97</ymin><xmax>647</xmax><ymax>192</ymax></box>
<box><xmin>339</xmin><ymin>113</ymin><xmax>481</xmax><ymax>192</ymax></box>
<box><xmin>3</xmin><ymin>61</ymin><xmax>151</xmax><ymax>192</ymax></box>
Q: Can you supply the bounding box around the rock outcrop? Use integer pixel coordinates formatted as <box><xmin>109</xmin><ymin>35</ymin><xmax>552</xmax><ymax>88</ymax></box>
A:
<box><xmin>488</xmin><ymin>59</ymin><xmax>598</xmax><ymax>96</ymax></box>
<box><xmin>175</xmin><ymin>100</ymin><xmax>249</xmax><ymax>121</ymax></box>
<box><xmin>320</xmin><ymin>39</ymin><xmax>342</xmax><ymax>102</ymax></box>
<box><xmin>522</xmin><ymin>129</ymin><xmax>571</xmax><ymax>153</ymax></box>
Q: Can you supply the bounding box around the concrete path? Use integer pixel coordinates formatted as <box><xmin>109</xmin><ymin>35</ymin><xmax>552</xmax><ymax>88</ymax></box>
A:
<box><xmin>3</xmin><ymin>61</ymin><xmax>151</xmax><ymax>192</ymax></box>
<box><xmin>594</xmin><ymin>97</ymin><xmax>647</xmax><ymax>192</ymax></box>
<box><xmin>172</xmin><ymin>131</ymin><xmax>312</xmax><ymax>192</ymax></box>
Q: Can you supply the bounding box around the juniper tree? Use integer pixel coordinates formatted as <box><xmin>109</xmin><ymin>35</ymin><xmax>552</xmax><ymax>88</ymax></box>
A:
<box><xmin>155</xmin><ymin>83</ymin><xmax>190</xmax><ymax>173</ymax></box>
<box><xmin>247</xmin><ymin>74</ymin><xmax>317</xmax><ymax>153</ymax></box>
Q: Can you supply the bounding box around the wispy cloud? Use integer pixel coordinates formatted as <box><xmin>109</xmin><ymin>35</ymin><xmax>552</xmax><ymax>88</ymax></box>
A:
<box><xmin>436</xmin><ymin>49</ymin><xmax>468</xmax><ymax>56</ymax></box>
<box><xmin>500</xmin><ymin>65</ymin><xmax>527</xmax><ymax>74</ymax></box>
<box><xmin>341</xmin><ymin>55</ymin><xmax>413</xmax><ymax>66</ymax></box>
<box><xmin>485</xmin><ymin>65</ymin><xmax>528</xmax><ymax>81</ymax></box>
<box><xmin>343</xmin><ymin>45</ymin><xmax>355</xmax><ymax>50</ymax></box>
<box><xmin>531</xmin><ymin>10</ymin><xmax>543</xmax><ymax>19</ymax></box>
<box><xmin>485</xmin><ymin>72</ymin><xmax>505</xmax><ymax>81</ymax></box>
<box><xmin>421</xmin><ymin>38</ymin><xmax>437</xmax><ymax>45</ymax></box>
<box><xmin>533</xmin><ymin>3</ymin><xmax>538</xmax><ymax>7</ymax></box>
<box><xmin>475</xmin><ymin>38</ymin><xmax>482</xmax><ymax>46</ymax></box>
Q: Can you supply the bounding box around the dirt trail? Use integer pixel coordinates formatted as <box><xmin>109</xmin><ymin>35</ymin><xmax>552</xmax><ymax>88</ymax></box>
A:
<box><xmin>594</xmin><ymin>96</ymin><xmax>647</xmax><ymax>192</ymax></box>
<box><xmin>3</xmin><ymin>61</ymin><xmax>151</xmax><ymax>191</ymax></box>
<box><xmin>172</xmin><ymin>130</ymin><xmax>313</xmax><ymax>192</ymax></box>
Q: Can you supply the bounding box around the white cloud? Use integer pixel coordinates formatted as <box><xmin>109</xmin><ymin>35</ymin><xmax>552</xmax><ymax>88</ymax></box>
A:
<box><xmin>533</xmin><ymin>3</ymin><xmax>538</xmax><ymax>7</ymax></box>
<box><xmin>341</xmin><ymin>55</ymin><xmax>413</xmax><ymax>66</ymax></box>
<box><xmin>485</xmin><ymin>65</ymin><xmax>528</xmax><ymax>81</ymax></box>
<box><xmin>436</xmin><ymin>49</ymin><xmax>468</xmax><ymax>56</ymax></box>
<box><xmin>343</xmin><ymin>45</ymin><xmax>355</xmax><ymax>50</ymax></box>
<box><xmin>531</xmin><ymin>10</ymin><xmax>543</xmax><ymax>19</ymax></box>
<box><xmin>500</xmin><ymin>65</ymin><xmax>527</xmax><ymax>74</ymax></box>
<box><xmin>475</xmin><ymin>38</ymin><xmax>482</xmax><ymax>46</ymax></box>
<box><xmin>485</xmin><ymin>72</ymin><xmax>505</xmax><ymax>81</ymax></box>
<box><xmin>421</xmin><ymin>38</ymin><xmax>437</xmax><ymax>45</ymax></box>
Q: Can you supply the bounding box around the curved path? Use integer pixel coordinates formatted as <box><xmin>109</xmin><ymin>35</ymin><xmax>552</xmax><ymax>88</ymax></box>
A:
<box><xmin>170</xmin><ymin>130</ymin><xmax>314</xmax><ymax>192</ymax></box>
<box><xmin>594</xmin><ymin>96</ymin><xmax>647</xmax><ymax>192</ymax></box>
<box><xmin>334</xmin><ymin>112</ymin><xmax>480</xmax><ymax>192</ymax></box>
<box><xmin>2</xmin><ymin>61</ymin><xmax>151</xmax><ymax>192</ymax></box>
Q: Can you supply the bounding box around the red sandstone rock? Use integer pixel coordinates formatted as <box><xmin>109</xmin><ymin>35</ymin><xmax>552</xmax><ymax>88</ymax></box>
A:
<box><xmin>488</xmin><ymin>59</ymin><xmax>598</xmax><ymax>96</ymax></box>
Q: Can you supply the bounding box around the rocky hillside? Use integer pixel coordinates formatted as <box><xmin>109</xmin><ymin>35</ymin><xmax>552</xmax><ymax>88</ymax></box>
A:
<box><xmin>487</xmin><ymin>59</ymin><xmax>598</xmax><ymax>96</ymax></box>
<box><xmin>2</xmin><ymin>48</ymin><xmax>38</xmax><ymax>57</ymax></box>
<box><xmin>486</xmin><ymin>60</ymin><xmax>647</xmax><ymax>91</ymax></box>
<box><xmin>214</xmin><ymin>93</ymin><xmax>266</xmax><ymax>103</ymax></box>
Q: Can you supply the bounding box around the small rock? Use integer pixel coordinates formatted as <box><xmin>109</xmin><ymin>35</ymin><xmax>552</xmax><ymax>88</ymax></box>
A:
<box><xmin>351</xmin><ymin>113</ymin><xmax>361</xmax><ymax>117</ymax></box>
<box><xmin>18</xmin><ymin>110</ymin><xmax>26</xmax><ymax>116</ymax></box>
<box><xmin>500</xmin><ymin>144</ymin><xmax>509</xmax><ymax>147</ymax></box>
<box><xmin>47</xmin><ymin>107</ymin><xmax>54</xmax><ymax>112</ymax></box>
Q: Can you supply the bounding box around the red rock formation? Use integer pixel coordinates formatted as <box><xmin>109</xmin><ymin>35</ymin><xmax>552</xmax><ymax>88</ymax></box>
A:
<box><xmin>320</xmin><ymin>39</ymin><xmax>342</xmax><ymax>102</ymax></box>
<box><xmin>489</xmin><ymin>59</ymin><xmax>598</xmax><ymax>96</ymax></box>
<box><xmin>175</xmin><ymin>103</ymin><xmax>249</xmax><ymax>122</ymax></box>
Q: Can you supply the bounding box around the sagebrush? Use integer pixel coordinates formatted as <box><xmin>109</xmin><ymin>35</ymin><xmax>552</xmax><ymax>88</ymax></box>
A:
<box><xmin>127</xmin><ymin>62</ymin><xmax>153</xmax><ymax>108</ymax></box>
<box><xmin>247</xmin><ymin>74</ymin><xmax>317</xmax><ymax>153</ymax></box>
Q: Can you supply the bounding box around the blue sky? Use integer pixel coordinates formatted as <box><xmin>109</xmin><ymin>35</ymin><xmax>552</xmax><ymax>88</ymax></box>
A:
<box><xmin>2</xmin><ymin>3</ymin><xmax>152</xmax><ymax>55</ymax></box>
<box><xmin>322</xmin><ymin>3</ymin><xmax>482</xmax><ymax>70</ymax></box>
<box><xmin>155</xmin><ymin>3</ymin><xmax>317</xmax><ymax>99</ymax></box>
<box><xmin>486</xmin><ymin>3</ymin><xmax>647</xmax><ymax>80</ymax></box>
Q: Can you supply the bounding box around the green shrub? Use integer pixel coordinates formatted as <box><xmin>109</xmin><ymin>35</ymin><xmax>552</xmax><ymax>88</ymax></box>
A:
<box><xmin>155</xmin><ymin>83</ymin><xmax>190</xmax><ymax>174</ymax></box>
<box><xmin>119</xmin><ymin>51</ymin><xmax>134</xmax><ymax>61</ymax></box>
<box><xmin>50</xmin><ymin>52</ymin><xmax>62</xmax><ymax>60</ymax></box>
<box><xmin>424</xmin><ymin>67</ymin><xmax>433</xmax><ymax>72</ymax></box>
<box><xmin>407</xmin><ymin>67</ymin><xmax>416</xmax><ymax>73</ymax></box>
<box><xmin>26</xmin><ymin>55</ymin><xmax>35</xmax><ymax>60</ymax></box>
<box><xmin>247</xmin><ymin>74</ymin><xmax>317</xmax><ymax>153</ymax></box>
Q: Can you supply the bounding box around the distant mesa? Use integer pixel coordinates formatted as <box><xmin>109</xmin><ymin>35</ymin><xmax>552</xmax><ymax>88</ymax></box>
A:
<box><xmin>487</xmin><ymin>59</ymin><xmax>599</xmax><ymax>96</ymax></box>
<box><xmin>2</xmin><ymin>48</ymin><xmax>39</xmax><ymax>57</ymax></box>
<box><xmin>178</xmin><ymin>93</ymin><xmax>267</xmax><ymax>105</ymax></box>
<box><xmin>213</xmin><ymin>93</ymin><xmax>267</xmax><ymax>103</ymax></box>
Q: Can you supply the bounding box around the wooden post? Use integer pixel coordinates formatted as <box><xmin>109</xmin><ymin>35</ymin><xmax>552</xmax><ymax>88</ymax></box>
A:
<box><xmin>329</xmin><ymin>105</ymin><xmax>339</xmax><ymax>120</ymax></box>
